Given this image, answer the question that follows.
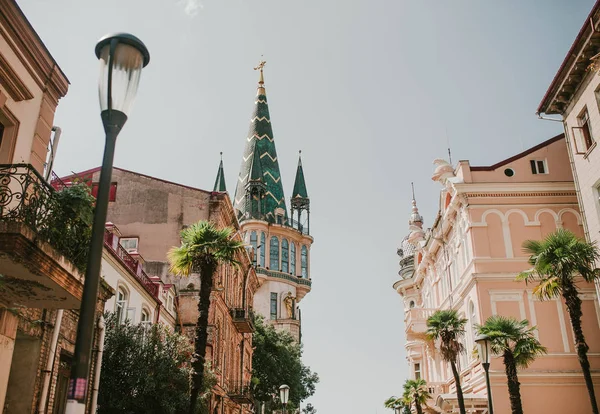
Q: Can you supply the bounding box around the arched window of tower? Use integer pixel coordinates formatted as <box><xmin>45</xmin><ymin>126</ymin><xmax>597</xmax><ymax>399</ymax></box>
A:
<box><xmin>301</xmin><ymin>245</ymin><xmax>308</xmax><ymax>278</ymax></box>
<box><xmin>290</xmin><ymin>242</ymin><xmax>296</xmax><ymax>275</ymax></box>
<box><xmin>282</xmin><ymin>238</ymin><xmax>289</xmax><ymax>273</ymax></box>
<box><xmin>270</xmin><ymin>236</ymin><xmax>280</xmax><ymax>270</ymax></box>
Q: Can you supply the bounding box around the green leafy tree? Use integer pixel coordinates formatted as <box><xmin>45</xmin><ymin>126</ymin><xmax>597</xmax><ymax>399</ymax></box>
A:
<box><xmin>41</xmin><ymin>183</ymin><xmax>95</xmax><ymax>271</ymax></box>
<box><xmin>252</xmin><ymin>315</ymin><xmax>319</xmax><ymax>413</ymax></box>
<box><xmin>518</xmin><ymin>229</ymin><xmax>600</xmax><ymax>414</ymax></box>
<box><xmin>98</xmin><ymin>313</ymin><xmax>215</xmax><ymax>414</ymax></box>
<box><xmin>403</xmin><ymin>379</ymin><xmax>430</xmax><ymax>414</ymax></box>
<box><xmin>426</xmin><ymin>310</ymin><xmax>467</xmax><ymax>414</ymax></box>
<box><xmin>476</xmin><ymin>316</ymin><xmax>546</xmax><ymax>414</ymax></box>
<box><xmin>168</xmin><ymin>221</ymin><xmax>245</xmax><ymax>414</ymax></box>
<box><xmin>302</xmin><ymin>403</ymin><xmax>317</xmax><ymax>414</ymax></box>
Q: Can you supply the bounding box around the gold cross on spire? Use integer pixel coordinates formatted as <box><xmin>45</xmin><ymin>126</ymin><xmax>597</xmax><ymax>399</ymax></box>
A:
<box><xmin>254</xmin><ymin>59</ymin><xmax>266</xmax><ymax>84</ymax></box>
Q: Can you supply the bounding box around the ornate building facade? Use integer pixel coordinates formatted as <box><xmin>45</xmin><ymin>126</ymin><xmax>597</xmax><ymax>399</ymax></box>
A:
<box><xmin>394</xmin><ymin>135</ymin><xmax>600</xmax><ymax>413</ymax></box>
<box><xmin>232</xmin><ymin>62</ymin><xmax>313</xmax><ymax>341</ymax></box>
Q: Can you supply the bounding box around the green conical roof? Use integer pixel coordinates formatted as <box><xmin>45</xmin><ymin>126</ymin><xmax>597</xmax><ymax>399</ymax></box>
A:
<box><xmin>234</xmin><ymin>64</ymin><xmax>287</xmax><ymax>220</ymax></box>
<box><xmin>248</xmin><ymin>145</ymin><xmax>264</xmax><ymax>183</ymax></box>
<box><xmin>292</xmin><ymin>152</ymin><xmax>308</xmax><ymax>199</ymax></box>
<box><xmin>213</xmin><ymin>153</ymin><xmax>227</xmax><ymax>192</ymax></box>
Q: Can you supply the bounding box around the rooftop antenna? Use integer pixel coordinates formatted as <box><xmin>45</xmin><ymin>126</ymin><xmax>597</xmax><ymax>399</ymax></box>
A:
<box><xmin>411</xmin><ymin>181</ymin><xmax>416</xmax><ymax>201</ymax></box>
<box><xmin>445</xmin><ymin>126</ymin><xmax>452</xmax><ymax>165</ymax></box>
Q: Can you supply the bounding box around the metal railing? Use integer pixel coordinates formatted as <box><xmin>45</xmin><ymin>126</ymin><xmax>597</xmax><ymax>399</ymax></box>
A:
<box><xmin>240</xmin><ymin>212</ymin><xmax>309</xmax><ymax>235</ymax></box>
<box><xmin>227</xmin><ymin>380</ymin><xmax>252</xmax><ymax>401</ymax></box>
<box><xmin>255</xmin><ymin>267</ymin><xmax>312</xmax><ymax>287</ymax></box>
<box><xmin>231</xmin><ymin>308</ymin><xmax>255</xmax><ymax>321</ymax></box>
<box><xmin>0</xmin><ymin>164</ymin><xmax>89</xmax><ymax>269</ymax></box>
<box><xmin>104</xmin><ymin>230</ymin><xmax>160</xmax><ymax>299</ymax></box>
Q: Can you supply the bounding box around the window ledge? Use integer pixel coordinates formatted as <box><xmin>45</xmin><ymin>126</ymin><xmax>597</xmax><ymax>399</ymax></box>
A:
<box><xmin>584</xmin><ymin>141</ymin><xmax>597</xmax><ymax>159</ymax></box>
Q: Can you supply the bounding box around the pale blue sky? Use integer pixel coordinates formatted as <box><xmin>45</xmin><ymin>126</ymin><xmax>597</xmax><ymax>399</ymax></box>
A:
<box><xmin>20</xmin><ymin>0</ymin><xmax>592</xmax><ymax>412</ymax></box>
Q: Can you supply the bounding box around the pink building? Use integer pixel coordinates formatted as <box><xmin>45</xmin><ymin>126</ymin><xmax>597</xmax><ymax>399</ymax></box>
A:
<box><xmin>394</xmin><ymin>135</ymin><xmax>600</xmax><ymax>413</ymax></box>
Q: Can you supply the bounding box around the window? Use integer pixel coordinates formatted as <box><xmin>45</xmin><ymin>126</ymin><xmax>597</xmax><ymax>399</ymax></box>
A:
<box><xmin>119</xmin><ymin>237</ymin><xmax>139</xmax><ymax>253</ymax></box>
<box><xmin>270</xmin><ymin>237</ymin><xmax>279</xmax><ymax>270</ymax></box>
<box><xmin>167</xmin><ymin>294</ymin><xmax>174</xmax><ymax>312</ymax></box>
<box><xmin>260</xmin><ymin>232</ymin><xmax>266</xmax><ymax>267</ymax></box>
<box><xmin>91</xmin><ymin>182</ymin><xmax>118</xmax><ymax>201</ymax></box>
<box><xmin>115</xmin><ymin>287</ymin><xmax>128</xmax><ymax>324</ymax></box>
<box><xmin>409</xmin><ymin>300</ymin><xmax>416</xmax><ymax>309</ymax></box>
<box><xmin>141</xmin><ymin>308</ymin><xmax>152</xmax><ymax>331</ymax></box>
<box><xmin>414</xmin><ymin>362</ymin><xmax>421</xmax><ymax>380</ymax></box>
<box><xmin>290</xmin><ymin>242</ymin><xmax>296</xmax><ymax>275</ymax></box>
<box><xmin>574</xmin><ymin>107</ymin><xmax>594</xmax><ymax>151</ymax></box>
<box><xmin>301</xmin><ymin>245</ymin><xmax>308</xmax><ymax>278</ymax></box>
<box><xmin>250</xmin><ymin>231</ymin><xmax>257</xmax><ymax>260</ymax></box>
<box><xmin>270</xmin><ymin>292</ymin><xmax>277</xmax><ymax>320</ymax></box>
<box><xmin>281</xmin><ymin>239</ymin><xmax>289</xmax><ymax>273</ymax></box>
<box><xmin>530</xmin><ymin>159</ymin><xmax>547</xmax><ymax>175</ymax></box>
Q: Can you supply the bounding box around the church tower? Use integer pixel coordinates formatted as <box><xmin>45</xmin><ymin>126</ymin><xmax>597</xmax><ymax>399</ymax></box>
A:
<box><xmin>233</xmin><ymin>61</ymin><xmax>313</xmax><ymax>341</ymax></box>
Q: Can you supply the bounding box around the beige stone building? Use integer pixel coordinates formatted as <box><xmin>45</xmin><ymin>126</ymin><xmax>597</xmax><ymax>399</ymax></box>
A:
<box><xmin>537</xmin><ymin>0</ymin><xmax>600</xmax><ymax>303</ymax></box>
<box><xmin>394</xmin><ymin>136</ymin><xmax>600</xmax><ymax>413</ymax></box>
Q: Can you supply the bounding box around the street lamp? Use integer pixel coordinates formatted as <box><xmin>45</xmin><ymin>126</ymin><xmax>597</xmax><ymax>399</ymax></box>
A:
<box><xmin>66</xmin><ymin>33</ymin><xmax>149</xmax><ymax>414</ymax></box>
<box><xmin>475</xmin><ymin>333</ymin><xmax>494</xmax><ymax>414</ymax></box>
<box><xmin>279</xmin><ymin>384</ymin><xmax>290</xmax><ymax>414</ymax></box>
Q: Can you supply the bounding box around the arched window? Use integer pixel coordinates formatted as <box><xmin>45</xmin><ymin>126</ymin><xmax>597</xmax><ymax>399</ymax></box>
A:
<box><xmin>250</xmin><ymin>231</ymin><xmax>258</xmax><ymax>264</ymax></box>
<box><xmin>469</xmin><ymin>301</ymin><xmax>477</xmax><ymax>336</ymax></box>
<box><xmin>270</xmin><ymin>237</ymin><xmax>279</xmax><ymax>270</ymax></box>
<box><xmin>115</xmin><ymin>287</ymin><xmax>128</xmax><ymax>324</ymax></box>
<box><xmin>409</xmin><ymin>300</ymin><xmax>416</xmax><ymax>309</ymax></box>
<box><xmin>301</xmin><ymin>245</ymin><xmax>308</xmax><ymax>278</ymax></box>
<box><xmin>282</xmin><ymin>239</ymin><xmax>289</xmax><ymax>273</ymax></box>
<box><xmin>141</xmin><ymin>308</ymin><xmax>152</xmax><ymax>331</ymax></box>
<box><xmin>290</xmin><ymin>242</ymin><xmax>296</xmax><ymax>275</ymax></box>
<box><xmin>260</xmin><ymin>232</ymin><xmax>266</xmax><ymax>267</ymax></box>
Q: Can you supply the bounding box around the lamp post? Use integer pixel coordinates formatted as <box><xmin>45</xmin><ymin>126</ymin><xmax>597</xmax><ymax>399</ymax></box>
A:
<box><xmin>279</xmin><ymin>384</ymin><xmax>290</xmax><ymax>414</ymax></box>
<box><xmin>475</xmin><ymin>333</ymin><xmax>494</xmax><ymax>414</ymax></box>
<box><xmin>65</xmin><ymin>33</ymin><xmax>149</xmax><ymax>414</ymax></box>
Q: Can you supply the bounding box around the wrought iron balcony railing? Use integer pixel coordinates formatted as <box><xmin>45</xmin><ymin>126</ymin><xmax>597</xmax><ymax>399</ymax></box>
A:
<box><xmin>230</xmin><ymin>308</ymin><xmax>255</xmax><ymax>333</ymax></box>
<box><xmin>227</xmin><ymin>380</ymin><xmax>253</xmax><ymax>404</ymax></box>
<box><xmin>0</xmin><ymin>164</ymin><xmax>89</xmax><ymax>269</ymax></box>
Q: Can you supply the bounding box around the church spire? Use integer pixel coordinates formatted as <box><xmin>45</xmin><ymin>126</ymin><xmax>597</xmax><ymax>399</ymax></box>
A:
<box><xmin>234</xmin><ymin>60</ymin><xmax>288</xmax><ymax>222</ymax></box>
<box><xmin>409</xmin><ymin>182</ymin><xmax>423</xmax><ymax>228</ymax></box>
<box><xmin>213</xmin><ymin>152</ymin><xmax>227</xmax><ymax>192</ymax></box>
<box><xmin>292</xmin><ymin>151</ymin><xmax>309</xmax><ymax>199</ymax></box>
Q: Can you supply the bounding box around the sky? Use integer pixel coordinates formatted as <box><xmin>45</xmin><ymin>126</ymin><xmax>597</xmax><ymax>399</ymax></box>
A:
<box><xmin>19</xmin><ymin>0</ymin><xmax>594</xmax><ymax>412</ymax></box>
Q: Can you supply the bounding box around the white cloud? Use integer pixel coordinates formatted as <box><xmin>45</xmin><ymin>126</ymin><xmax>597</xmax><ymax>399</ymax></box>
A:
<box><xmin>178</xmin><ymin>0</ymin><xmax>203</xmax><ymax>17</ymax></box>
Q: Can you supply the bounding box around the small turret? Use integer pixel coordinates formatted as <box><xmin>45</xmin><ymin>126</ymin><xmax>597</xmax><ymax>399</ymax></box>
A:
<box><xmin>291</xmin><ymin>151</ymin><xmax>310</xmax><ymax>234</ymax></box>
<box><xmin>213</xmin><ymin>152</ymin><xmax>227</xmax><ymax>192</ymax></box>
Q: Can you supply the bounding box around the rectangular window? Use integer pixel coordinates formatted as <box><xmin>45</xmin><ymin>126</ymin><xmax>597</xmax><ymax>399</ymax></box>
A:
<box><xmin>414</xmin><ymin>363</ymin><xmax>421</xmax><ymax>380</ymax></box>
<box><xmin>119</xmin><ymin>237</ymin><xmax>139</xmax><ymax>253</ymax></box>
<box><xmin>270</xmin><ymin>292</ymin><xmax>277</xmax><ymax>320</ymax></box>
<box><xmin>530</xmin><ymin>159</ymin><xmax>547</xmax><ymax>174</ymax></box>
<box><xmin>576</xmin><ymin>108</ymin><xmax>594</xmax><ymax>150</ymax></box>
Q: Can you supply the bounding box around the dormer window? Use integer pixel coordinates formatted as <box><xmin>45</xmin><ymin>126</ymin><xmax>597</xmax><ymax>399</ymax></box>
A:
<box><xmin>530</xmin><ymin>159</ymin><xmax>548</xmax><ymax>175</ymax></box>
<box><xmin>573</xmin><ymin>107</ymin><xmax>595</xmax><ymax>153</ymax></box>
<box><xmin>120</xmin><ymin>237</ymin><xmax>139</xmax><ymax>253</ymax></box>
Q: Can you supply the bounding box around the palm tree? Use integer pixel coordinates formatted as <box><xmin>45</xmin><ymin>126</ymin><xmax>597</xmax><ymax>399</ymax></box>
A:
<box><xmin>518</xmin><ymin>229</ymin><xmax>600</xmax><ymax>414</ymax></box>
<box><xmin>476</xmin><ymin>316</ymin><xmax>546</xmax><ymax>414</ymax></box>
<box><xmin>384</xmin><ymin>395</ymin><xmax>409</xmax><ymax>413</ymax></box>
<box><xmin>403</xmin><ymin>378</ymin><xmax>431</xmax><ymax>414</ymax></box>
<box><xmin>426</xmin><ymin>309</ymin><xmax>467</xmax><ymax>414</ymax></box>
<box><xmin>168</xmin><ymin>221</ymin><xmax>245</xmax><ymax>414</ymax></box>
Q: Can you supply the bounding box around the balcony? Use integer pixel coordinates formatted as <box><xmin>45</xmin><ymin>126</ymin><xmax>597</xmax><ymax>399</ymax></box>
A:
<box><xmin>0</xmin><ymin>164</ymin><xmax>86</xmax><ymax>308</ymax></box>
<box><xmin>104</xmin><ymin>231</ymin><xmax>160</xmax><ymax>299</ymax></box>
<box><xmin>227</xmin><ymin>380</ymin><xmax>252</xmax><ymax>404</ymax></box>
<box><xmin>405</xmin><ymin>308</ymin><xmax>436</xmax><ymax>334</ymax></box>
<box><xmin>231</xmin><ymin>308</ymin><xmax>255</xmax><ymax>333</ymax></box>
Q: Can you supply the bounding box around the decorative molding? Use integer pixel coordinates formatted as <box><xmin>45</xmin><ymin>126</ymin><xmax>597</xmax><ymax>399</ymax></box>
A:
<box><xmin>0</xmin><ymin>52</ymin><xmax>33</xmax><ymax>101</ymax></box>
<box><xmin>465</xmin><ymin>192</ymin><xmax>576</xmax><ymax>198</ymax></box>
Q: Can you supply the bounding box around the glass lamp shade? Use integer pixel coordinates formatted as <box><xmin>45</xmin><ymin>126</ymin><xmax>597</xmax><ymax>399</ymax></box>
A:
<box><xmin>279</xmin><ymin>384</ymin><xmax>290</xmax><ymax>405</ymax></box>
<box><xmin>475</xmin><ymin>334</ymin><xmax>491</xmax><ymax>364</ymax></box>
<box><xmin>96</xmin><ymin>33</ymin><xmax>150</xmax><ymax>117</ymax></box>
